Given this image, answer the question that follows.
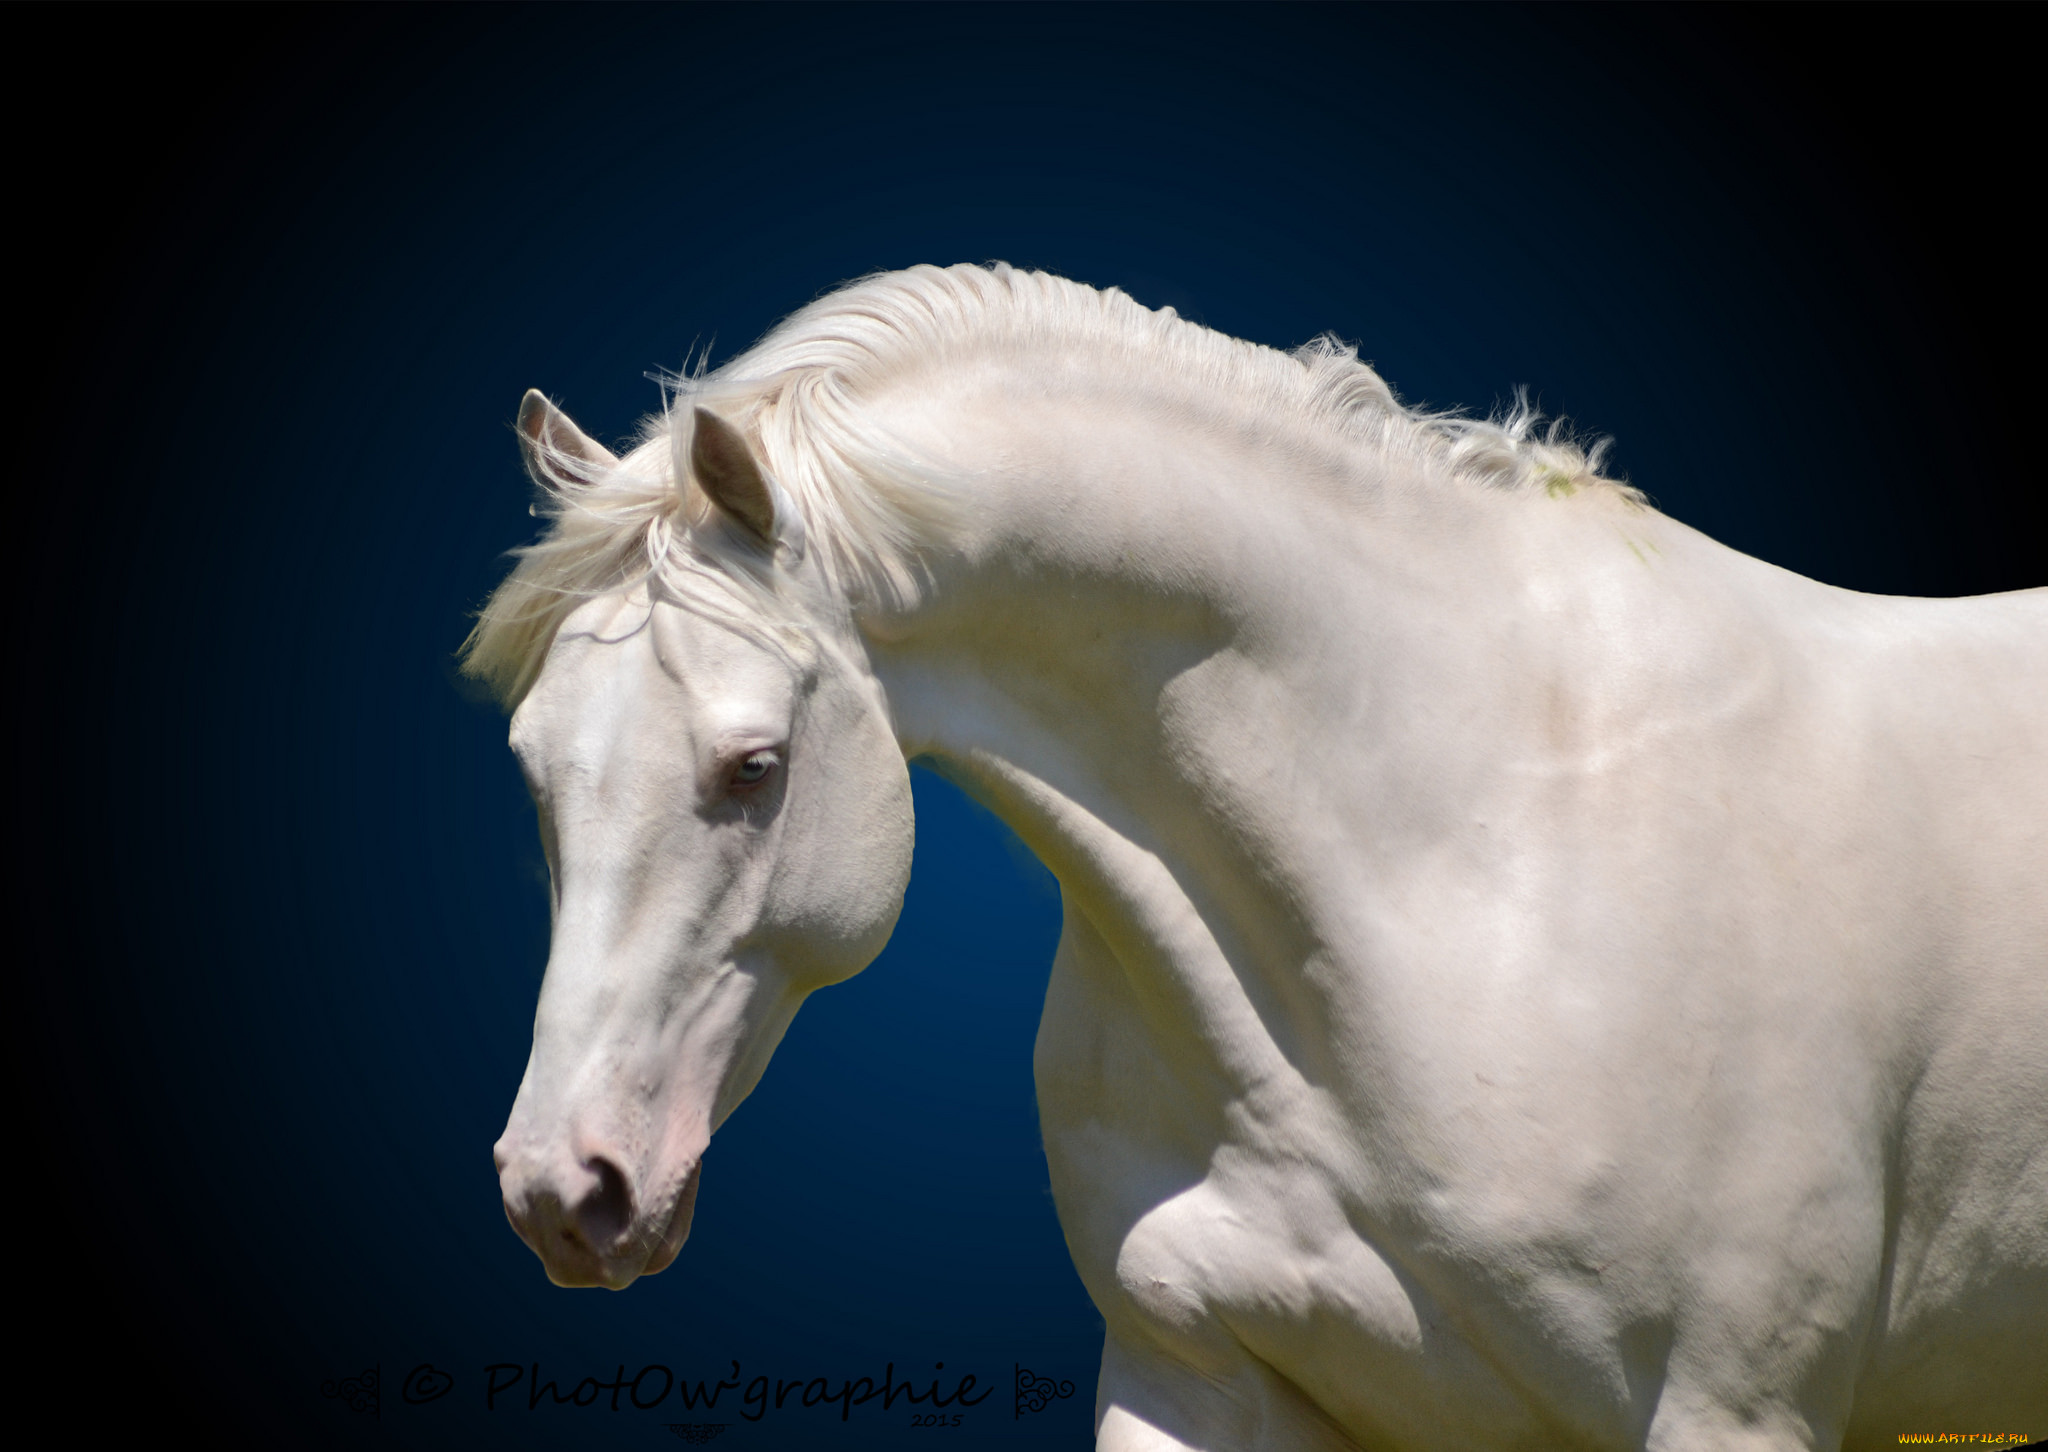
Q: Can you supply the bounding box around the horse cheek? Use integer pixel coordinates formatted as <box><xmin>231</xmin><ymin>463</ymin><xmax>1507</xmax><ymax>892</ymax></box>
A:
<box><xmin>764</xmin><ymin>746</ymin><xmax>912</xmax><ymax>986</ymax></box>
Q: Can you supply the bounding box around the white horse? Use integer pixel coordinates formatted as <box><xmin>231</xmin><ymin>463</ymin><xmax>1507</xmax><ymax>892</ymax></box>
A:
<box><xmin>469</xmin><ymin>264</ymin><xmax>2046</xmax><ymax>1451</ymax></box>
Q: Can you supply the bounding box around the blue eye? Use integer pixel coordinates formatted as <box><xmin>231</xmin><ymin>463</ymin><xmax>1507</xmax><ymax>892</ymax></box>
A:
<box><xmin>733</xmin><ymin>752</ymin><xmax>775</xmax><ymax>785</ymax></box>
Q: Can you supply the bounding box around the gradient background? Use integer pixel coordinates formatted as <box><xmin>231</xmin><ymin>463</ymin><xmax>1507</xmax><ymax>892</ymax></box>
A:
<box><xmin>19</xmin><ymin>6</ymin><xmax>2037</xmax><ymax>1447</ymax></box>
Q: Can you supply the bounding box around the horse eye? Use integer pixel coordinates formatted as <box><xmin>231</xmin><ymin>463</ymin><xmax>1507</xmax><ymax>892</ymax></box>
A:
<box><xmin>733</xmin><ymin>752</ymin><xmax>775</xmax><ymax>786</ymax></box>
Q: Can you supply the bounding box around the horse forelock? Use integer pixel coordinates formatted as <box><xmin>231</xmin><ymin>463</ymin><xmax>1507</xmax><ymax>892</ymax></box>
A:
<box><xmin>457</xmin><ymin>419</ymin><xmax>822</xmax><ymax>708</ymax></box>
<box><xmin>461</xmin><ymin>263</ymin><xmax>1634</xmax><ymax>708</ymax></box>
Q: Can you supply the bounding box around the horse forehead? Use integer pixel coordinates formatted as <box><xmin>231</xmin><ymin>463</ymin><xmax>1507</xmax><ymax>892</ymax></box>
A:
<box><xmin>520</xmin><ymin>604</ymin><xmax>800</xmax><ymax>747</ymax></box>
<box><xmin>646</xmin><ymin>601</ymin><xmax>798</xmax><ymax>691</ymax></box>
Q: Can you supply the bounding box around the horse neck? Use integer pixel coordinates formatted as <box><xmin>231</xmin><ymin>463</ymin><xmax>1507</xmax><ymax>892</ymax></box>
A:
<box><xmin>858</xmin><ymin>365</ymin><xmax>1583</xmax><ymax>785</ymax></box>
<box><xmin>854</xmin><ymin>373</ymin><xmax>1621</xmax><ymax>1095</ymax></box>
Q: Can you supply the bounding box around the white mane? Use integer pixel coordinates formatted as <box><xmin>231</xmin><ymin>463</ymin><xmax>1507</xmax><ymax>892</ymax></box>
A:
<box><xmin>462</xmin><ymin>262</ymin><xmax>1626</xmax><ymax>705</ymax></box>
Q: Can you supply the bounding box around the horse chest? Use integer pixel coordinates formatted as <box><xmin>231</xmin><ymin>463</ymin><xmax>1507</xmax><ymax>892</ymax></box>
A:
<box><xmin>1044</xmin><ymin>1078</ymin><xmax>1613</xmax><ymax>1447</ymax></box>
<box><xmin>1035</xmin><ymin>916</ymin><xmax>1613</xmax><ymax>1448</ymax></box>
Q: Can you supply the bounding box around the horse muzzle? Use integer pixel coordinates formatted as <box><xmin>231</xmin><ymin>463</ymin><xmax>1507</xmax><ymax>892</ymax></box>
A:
<box><xmin>494</xmin><ymin>1139</ymin><xmax>703</xmax><ymax>1290</ymax></box>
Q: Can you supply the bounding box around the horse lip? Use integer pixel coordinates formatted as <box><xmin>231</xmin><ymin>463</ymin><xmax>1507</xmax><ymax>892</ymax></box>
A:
<box><xmin>538</xmin><ymin>1239</ymin><xmax>628</xmax><ymax>1290</ymax></box>
<box><xmin>641</xmin><ymin>1160</ymin><xmax>703</xmax><ymax>1277</ymax></box>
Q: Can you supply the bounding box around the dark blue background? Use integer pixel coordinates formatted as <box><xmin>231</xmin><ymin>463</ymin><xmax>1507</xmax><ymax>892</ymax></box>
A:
<box><xmin>20</xmin><ymin>6</ymin><xmax>2036</xmax><ymax>1446</ymax></box>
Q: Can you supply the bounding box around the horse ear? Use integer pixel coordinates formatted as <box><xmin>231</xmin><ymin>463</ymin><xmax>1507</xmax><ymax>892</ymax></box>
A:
<box><xmin>690</xmin><ymin>407</ymin><xmax>778</xmax><ymax>545</ymax></box>
<box><xmin>517</xmin><ymin>389</ymin><xmax>617</xmax><ymax>475</ymax></box>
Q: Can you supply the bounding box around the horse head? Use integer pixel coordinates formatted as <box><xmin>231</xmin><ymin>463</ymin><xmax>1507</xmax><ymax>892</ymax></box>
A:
<box><xmin>489</xmin><ymin>393</ymin><xmax>913</xmax><ymax>1288</ymax></box>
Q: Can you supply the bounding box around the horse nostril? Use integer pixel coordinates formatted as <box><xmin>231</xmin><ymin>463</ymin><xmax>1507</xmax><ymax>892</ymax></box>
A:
<box><xmin>571</xmin><ymin>1154</ymin><xmax>634</xmax><ymax>1249</ymax></box>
